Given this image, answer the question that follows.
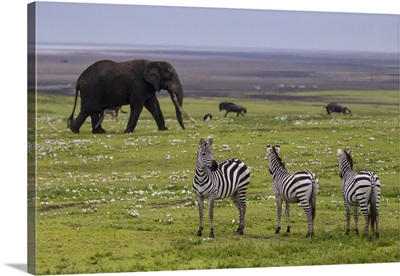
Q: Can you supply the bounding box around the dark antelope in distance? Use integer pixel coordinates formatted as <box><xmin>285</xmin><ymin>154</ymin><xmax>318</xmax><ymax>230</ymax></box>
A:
<box><xmin>325</xmin><ymin>102</ymin><xmax>352</xmax><ymax>115</ymax></box>
<box><xmin>219</xmin><ymin>102</ymin><xmax>247</xmax><ymax>117</ymax></box>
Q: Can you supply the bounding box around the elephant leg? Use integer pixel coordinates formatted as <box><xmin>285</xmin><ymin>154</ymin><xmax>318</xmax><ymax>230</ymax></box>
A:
<box><xmin>144</xmin><ymin>95</ymin><xmax>168</xmax><ymax>130</ymax></box>
<box><xmin>70</xmin><ymin>112</ymin><xmax>89</xmax><ymax>133</ymax></box>
<box><xmin>91</xmin><ymin>113</ymin><xmax>106</xmax><ymax>133</ymax></box>
<box><xmin>125</xmin><ymin>101</ymin><xmax>145</xmax><ymax>133</ymax></box>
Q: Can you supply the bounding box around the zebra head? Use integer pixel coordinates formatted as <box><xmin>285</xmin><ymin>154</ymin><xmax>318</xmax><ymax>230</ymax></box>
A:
<box><xmin>266</xmin><ymin>144</ymin><xmax>284</xmax><ymax>174</ymax></box>
<box><xmin>197</xmin><ymin>138</ymin><xmax>218</xmax><ymax>171</ymax></box>
<box><xmin>337</xmin><ymin>148</ymin><xmax>353</xmax><ymax>178</ymax></box>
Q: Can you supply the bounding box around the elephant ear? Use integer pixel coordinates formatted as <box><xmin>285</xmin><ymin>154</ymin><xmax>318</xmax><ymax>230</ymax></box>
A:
<box><xmin>143</xmin><ymin>64</ymin><xmax>161</xmax><ymax>91</ymax></box>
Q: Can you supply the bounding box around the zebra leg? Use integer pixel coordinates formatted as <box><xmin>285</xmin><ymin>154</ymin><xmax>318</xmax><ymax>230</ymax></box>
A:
<box><xmin>285</xmin><ymin>201</ymin><xmax>291</xmax><ymax>233</ymax></box>
<box><xmin>237</xmin><ymin>196</ymin><xmax>246</xmax><ymax>235</ymax></box>
<box><xmin>196</xmin><ymin>196</ymin><xmax>204</xmax><ymax>237</ymax></box>
<box><xmin>357</xmin><ymin>194</ymin><xmax>371</xmax><ymax>236</ymax></box>
<box><xmin>375</xmin><ymin>205</ymin><xmax>380</xmax><ymax>238</ymax></box>
<box><xmin>344</xmin><ymin>202</ymin><xmax>351</xmax><ymax>235</ymax></box>
<box><xmin>275</xmin><ymin>197</ymin><xmax>283</xmax><ymax>234</ymax></box>
<box><xmin>353</xmin><ymin>206</ymin><xmax>359</xmax><ymax>235</ymax></box>
<box><xmin>306</xmin><ymin>209</ymin><xmax>314</xmax><ymax>237</ymax></box>
<box><xmin>300</xmin><ymin>199</ymin><xmax>314</xmax><ymax>237</ymax></box>
<box><xmin>208</xmin><ymin>197</ymin><xmax>216</xmax><ymax>238</ymax></box>
<box><xmin>357</xmin><ymin>190</ymin><xmax>371</xmax><ymax>236</ymax></box>
<box><xmin>239</xmin><ymin>199</ymin><xmax>246</xmax><ymax>235</ymax></box>
<box><xmin>360</xmin><ymin>206</ymin><xmax>370</xmax><ymax>237</ymax></box>
<box><xmin>231</xmin><ymin>194</ymin><xmax>244</xmax><ymax>234</ymax></box>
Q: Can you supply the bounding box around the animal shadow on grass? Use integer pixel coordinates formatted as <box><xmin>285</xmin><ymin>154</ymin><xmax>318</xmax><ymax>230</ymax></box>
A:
<box><xmin>244</xmin><ymin>233</ymin><xmax>275</xmax><ymax>240</ymax></box>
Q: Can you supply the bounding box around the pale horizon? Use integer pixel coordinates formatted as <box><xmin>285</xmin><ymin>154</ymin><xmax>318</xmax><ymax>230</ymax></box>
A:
<box><xmin>34</xmin><ymin>2</ymin><xmax>399</xmax><ymax>53</ymax></box>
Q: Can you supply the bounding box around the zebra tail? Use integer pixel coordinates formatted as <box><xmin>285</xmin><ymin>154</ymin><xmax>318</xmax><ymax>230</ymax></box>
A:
<box><xmin>369</xmin><ymin>181</ymin><xmax>377</xmax><ymax>233</ymax></box>
<box><xmin>310</xmin><ymin>177</ymin><xmax>318</xmax><ymax>220</ymax></box>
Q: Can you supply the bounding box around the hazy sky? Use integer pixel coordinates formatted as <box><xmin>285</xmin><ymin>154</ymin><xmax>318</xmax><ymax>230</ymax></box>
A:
<box><xmin>21</xmin><ymin>2</ymin><xmax>390</xmax><ymax>52</ymax></box>
<box><xmin>34</xmin><ymin>2</ymin><xmax>399</xmax><ymax>52</ymax></box>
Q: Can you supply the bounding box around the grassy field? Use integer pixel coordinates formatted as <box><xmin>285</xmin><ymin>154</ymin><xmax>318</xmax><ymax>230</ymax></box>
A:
<box><xmin>32</xmin><ymin>91</ymin><xmax>399</xmax><ymax>274</ymax></box>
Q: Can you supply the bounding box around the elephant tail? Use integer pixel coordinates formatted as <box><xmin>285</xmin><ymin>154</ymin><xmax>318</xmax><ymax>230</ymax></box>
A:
<box><xmin>67</xmin><ymin>83</ymin><xmax>79</xmax><ymax>128</ymax></box>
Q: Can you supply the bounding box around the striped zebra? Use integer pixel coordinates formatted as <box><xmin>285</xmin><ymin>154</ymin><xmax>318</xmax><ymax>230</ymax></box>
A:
<box><xmin>337</xmin><ymin>149</ymin><xmax>381</xmax><ymax>237</ymax></box>
<box><xmin>192</xmin><ymin>138</ymin><xmax>250</xmax><ymax>238</ymax></box>
<box><xmin>266</xmin><ymin>145</ymin><xmax>319</xmax><ymax>237</ymax></box>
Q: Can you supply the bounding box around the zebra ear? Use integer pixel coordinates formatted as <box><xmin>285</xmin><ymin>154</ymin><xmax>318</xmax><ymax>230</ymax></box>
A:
<box><xmin>275</xmin><ymin>145</ymin><xmax>281</xmax><ymax>154</ymax></box>
<box><xmin>337</xmin><ymin>149</ymin><xmax>343</xmax><ymax>156</ymax></box>
<box><xmin>266</xmin><ymin>144</ymin><xmax>272</xmax><ymax>154</ymax></box>
<box><xmin>346</xmin><ymin>148</ymin><xmax>352</xmax><ymax>155</ymax></box>
<box><xmin>199</xmin><ymin>138</ymin><xmax>205</xmax><ymax>146</ymax></box>
<box><xmin>207</xmin><ymin>137</ymin><xmax>213</xmax><ymax>147</ymax></box>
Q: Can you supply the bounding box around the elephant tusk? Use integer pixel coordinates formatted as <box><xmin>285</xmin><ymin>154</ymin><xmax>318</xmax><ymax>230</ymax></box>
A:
<box><xmin>171</xmin><ymin>94</ymin><xmax>197</xmax><ymax>123</ymax></box>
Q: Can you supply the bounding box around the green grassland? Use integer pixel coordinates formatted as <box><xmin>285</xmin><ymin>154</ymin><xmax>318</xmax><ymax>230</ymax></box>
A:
<box><xmin>32</xmin><ymin>91</ymin><xmax>399</xmax><ymax>274</ymax></box>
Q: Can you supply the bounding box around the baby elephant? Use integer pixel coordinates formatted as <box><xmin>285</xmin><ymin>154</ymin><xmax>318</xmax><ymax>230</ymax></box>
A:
<box><xmin>325</xmin><ymin>103</ymin><xmax>351</xmax><ymax>115</ymax></box>
<box><xmin>94</xmin><ymin>106</ymin><xmax>127</xmax><ymax>129</ymax></box>
<box><xmin>103</xmin><ymin>106</ymin><xmax>127</xmax><ymax>118</ymax></box>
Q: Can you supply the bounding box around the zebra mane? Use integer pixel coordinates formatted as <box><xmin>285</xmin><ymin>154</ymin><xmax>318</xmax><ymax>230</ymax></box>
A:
<box><xmin>344</xmin><ymin>150</ymin><xmax>353</xmax><ymax>169</ymax></box>
<box><xmin>272</xmin><ymin>146</ymin><xmax>286</xmax><ymax>170</ymax></box>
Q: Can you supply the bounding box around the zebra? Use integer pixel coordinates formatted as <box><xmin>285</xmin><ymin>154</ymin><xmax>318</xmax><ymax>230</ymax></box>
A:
<box><xmin>266</xmin><ymin>144</ymin><xmax>319</xmax><ymax>237</ymax></box>
<box><xmin>219</xmin><ymin>102</ymin><xmax>247</xmax><ymax>117</ymax></box>
<box><xmin>337</xmin><ymin>149</ymin><xmax>381</xmax><ymax>237</ymax></box>
<box><xmin>192</xmin><ymin>138</ymin><xmax>250</xmax><ymax>238</ymax></box>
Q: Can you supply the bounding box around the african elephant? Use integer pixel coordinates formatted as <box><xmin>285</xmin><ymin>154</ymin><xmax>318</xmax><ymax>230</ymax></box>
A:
<box><xmin>325</xmin><ymin>102</ymin><xmax>352</xmax><ymax>115</ymax></box>
<box><xmin>67</xmin><ymin>59</ymin><xmax>196</xmax><ymax>134</ymax></box>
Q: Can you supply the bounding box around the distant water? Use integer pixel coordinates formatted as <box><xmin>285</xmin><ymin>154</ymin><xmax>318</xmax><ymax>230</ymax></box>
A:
<box><xmin>33</xmin><ymin>43</ymin><xmax>399</xmax><ymax>96</ymax></box>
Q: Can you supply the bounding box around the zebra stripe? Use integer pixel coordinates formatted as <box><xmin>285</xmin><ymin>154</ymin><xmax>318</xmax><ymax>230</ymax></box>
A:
<box><xmin>266</xmin><ymin>144</ymin><xmax>319</xmax><ymax>237</ymax></box>
<box><xmin>337</xmin><ymin>149</ymin><xmax>380</xmax><ymax>237</ymax></box>
<box><xmin>192</xmin><ymin>138</ymin><xmax>250</xmax><ymax>238</ymax></box>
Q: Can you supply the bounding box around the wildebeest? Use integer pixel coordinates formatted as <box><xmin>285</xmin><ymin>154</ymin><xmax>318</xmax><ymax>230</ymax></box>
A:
<box><xmin>219</xmin><ymin>102</ymin><xmax>247</xmax><ymax>117</ymax></box>
<box><xmin>325</xmin><ymin>103</ymin><xmax>351</xmax><ymax>115</ymax></box>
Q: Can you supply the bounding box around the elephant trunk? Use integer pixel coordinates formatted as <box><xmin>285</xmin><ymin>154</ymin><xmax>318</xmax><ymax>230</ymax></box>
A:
<box><xmin>169</xmin><ymin>84</ymin><xmax>196</xmax><ymax>129</ymax></box>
